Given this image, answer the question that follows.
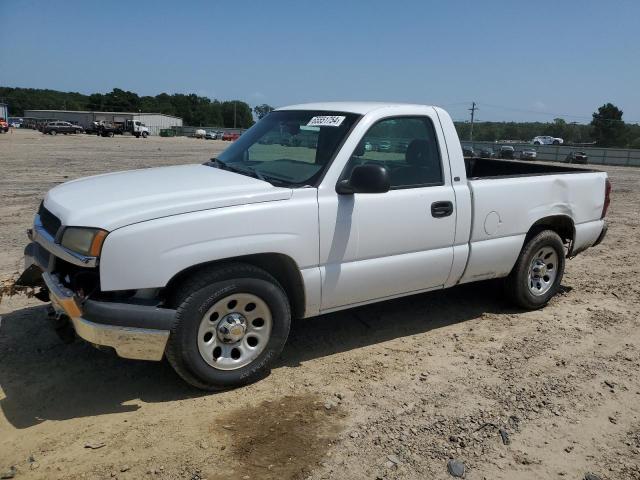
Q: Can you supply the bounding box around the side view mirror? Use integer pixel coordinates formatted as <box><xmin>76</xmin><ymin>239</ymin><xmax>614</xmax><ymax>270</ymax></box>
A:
<box><xmin>336</xmin><ymin>164</ymin><xmax>390</xmax><ymax>194</ymax></box>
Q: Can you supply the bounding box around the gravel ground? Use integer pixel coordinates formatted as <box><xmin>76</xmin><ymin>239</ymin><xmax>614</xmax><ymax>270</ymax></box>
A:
<box><xmin>1</xmin><ymin>129</ymin><xmax>639</xmax><ymax>480</ymax></box>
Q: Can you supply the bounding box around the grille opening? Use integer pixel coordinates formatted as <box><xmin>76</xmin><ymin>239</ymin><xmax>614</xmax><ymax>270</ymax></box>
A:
<box><xmin>38</xmin><ymin>203</ymin><xmax>61</xmax><ymax>237</ymax></box>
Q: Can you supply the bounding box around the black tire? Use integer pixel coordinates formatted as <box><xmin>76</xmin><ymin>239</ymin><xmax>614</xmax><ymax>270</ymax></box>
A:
<box><xmin>50</xmin><ymin>130</ymin><xmax>57</xmax><ymax>135</ymax></box>
<box><xmin>75</xmin><ymin>129</ymin><xmax>82</xmax><ymax>134</ymax></box>
<box><xmin>142</xmin><ymin>131</ymin><xmax>148</xmax><ymax>138</ymax></box>
<box><xmin>165</xmin><ymin>263</ymin><xmax>291</xmax><ymax>390</ymax></box>
<box><xmin>504</xmin><ymin>230</ymin><xmax>565</xmax><ymax>310</ymax></box>
<box><xmin>552</xmin><ymin>140</ymin><xmax>560</xmax><ymax>145</ymax></box>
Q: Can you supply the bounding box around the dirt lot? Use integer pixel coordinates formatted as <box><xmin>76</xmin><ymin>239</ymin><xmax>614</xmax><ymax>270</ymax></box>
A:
<box><xmin>1</xmin><ymin>129</ymin><xmax>639</xmax><ymax>480</ymax></box>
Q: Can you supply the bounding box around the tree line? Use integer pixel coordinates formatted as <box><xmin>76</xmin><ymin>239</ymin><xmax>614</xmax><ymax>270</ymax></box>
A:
<box><xmin>455</xmin><ymin>103</ymin><xmax>640</xmax><ymax>148</ymax></box>
<box><xmin>1</xmin><ymin>87</ymin><xmax>637</xmax><ymax>148</ymax></box>
<box><xmin>0</xmin><ymin>87</ymin><xmax>255</xmax><ymax>128</ymax></box>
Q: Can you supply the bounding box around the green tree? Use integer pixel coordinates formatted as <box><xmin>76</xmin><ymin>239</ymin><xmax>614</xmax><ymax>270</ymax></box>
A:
<box><xmin>545</xmin><ymin>118</ymin><xmax>568</xmax><ymax>139</ymax></box>
<box><xmin>253</xmin><ymin>104</ymin><xmax>274</xmax><ymax>120</ymax></box>
<box><xmin>222</xmin><ymin>101</ymin><xmax>254</xmax><ymax>128</ymax></box>
<box><xmin>591</xmin><ymin>103</ymin><xmax>625</xmax><ymax>147</ymax></box>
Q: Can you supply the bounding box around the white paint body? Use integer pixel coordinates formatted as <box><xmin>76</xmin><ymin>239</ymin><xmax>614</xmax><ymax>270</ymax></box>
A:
<box><xmin>532</xmin><ymin>135</ymin><xmax>564</xmax><ymax>145</ymax></box>
<box><xmin>42</xmin><ymin>102</ymin><xmax>607</xmax><ymax>318</ymax></box>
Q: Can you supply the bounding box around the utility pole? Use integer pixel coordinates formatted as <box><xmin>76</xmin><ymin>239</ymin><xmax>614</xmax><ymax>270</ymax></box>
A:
<box><xmin>233</xmin><ymin>101</ymin><xmax>237</xmax><ymax>129</ymax></box>
<box><xmin>469</xmin><ymin>101</ymin><xmax>478</xmax><ymax>142</ymax></box>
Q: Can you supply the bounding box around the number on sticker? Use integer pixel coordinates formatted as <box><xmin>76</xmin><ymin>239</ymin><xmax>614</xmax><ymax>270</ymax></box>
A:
<box><xmin>307</xmin><ymin>116</ymin><xmax>346</xmax><ymax>127</ymax></box>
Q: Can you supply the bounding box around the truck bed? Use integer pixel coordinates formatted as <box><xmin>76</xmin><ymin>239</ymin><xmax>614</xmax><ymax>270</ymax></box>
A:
<box><xmin>458</xmin><ymin>158</ymin><xmax>607</xmax><ymax>284</ymax></box>
<box><xmin>465</xmin><ymin>158</ymin><xmax>593</xmax><ymax>179</ymax></box>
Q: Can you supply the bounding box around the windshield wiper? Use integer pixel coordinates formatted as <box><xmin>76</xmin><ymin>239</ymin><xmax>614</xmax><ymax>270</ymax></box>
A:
<box><xmin>207</xmin><ymin>158</ymin><xmax>275</xmax><ymax>184</ymax></box>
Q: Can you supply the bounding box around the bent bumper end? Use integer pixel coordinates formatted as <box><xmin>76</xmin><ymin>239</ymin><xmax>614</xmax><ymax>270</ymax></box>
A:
<box><xmin>42</xmin><ymin>272</ymin><xmax>171</xmax><ymax>361</ymax></box>
<box><xmin>70</xmin><ymin>316</ymin><xmax>169</xmax><ymax>361</ymax></box>
<box><xmin>592</xmin><ymin>221</ymin><xmax>608</xmax><ymax>248</ymax></box>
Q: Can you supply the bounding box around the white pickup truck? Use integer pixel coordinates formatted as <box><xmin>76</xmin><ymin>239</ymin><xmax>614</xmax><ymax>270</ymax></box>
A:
<box><xmin>18</xmin><ymin>102</ymin><xmax>610</xmax><ymax>390</ymax></box>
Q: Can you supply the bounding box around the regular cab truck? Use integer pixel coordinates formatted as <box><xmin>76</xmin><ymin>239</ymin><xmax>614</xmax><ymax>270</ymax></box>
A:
<box><xmin>18</xmin><ymin>102</ymin><xmax>610</xmax><ymax>390</ymax></box>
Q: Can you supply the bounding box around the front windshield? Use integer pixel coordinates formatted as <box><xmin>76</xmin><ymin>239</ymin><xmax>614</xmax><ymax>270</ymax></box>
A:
<box><xmin>214</xmin><ymin>110</ymin><xmax>360</xmax><ymax>186</ymax></box>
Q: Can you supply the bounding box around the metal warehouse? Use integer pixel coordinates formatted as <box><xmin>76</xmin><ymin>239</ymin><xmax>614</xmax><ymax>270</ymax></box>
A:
<box><xmin>23</xmin><ymin>109</ymin><xmax>182</xmax><ymax>136</ymax></box>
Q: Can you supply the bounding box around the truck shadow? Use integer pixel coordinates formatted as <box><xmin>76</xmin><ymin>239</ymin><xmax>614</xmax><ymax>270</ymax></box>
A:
<box><xmin>280</xmin><ymin>280</ymin><xmax>524</xmax><ymax>367</ymax></box>
<box><xmin>0</xmin><ymin>280</ymin><xmax>527</xmax><ymax>429</ymax></box>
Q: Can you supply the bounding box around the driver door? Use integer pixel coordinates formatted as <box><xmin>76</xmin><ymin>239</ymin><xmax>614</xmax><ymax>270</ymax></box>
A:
<box><xmin>318</xmin><ymin>115</ymin><xmax>456</xmax><ymax>311</ymax></box>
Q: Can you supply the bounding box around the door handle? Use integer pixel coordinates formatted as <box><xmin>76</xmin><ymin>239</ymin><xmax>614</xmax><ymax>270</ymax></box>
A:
<box><xmin>431</xmin><ymin>201</ymin><xmax>454</xmax><ymax>218</ymax></box>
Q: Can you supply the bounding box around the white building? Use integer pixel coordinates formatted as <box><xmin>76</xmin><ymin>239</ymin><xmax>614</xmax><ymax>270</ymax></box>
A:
<box><xmin>23</xmin><ymin>109</ymin><xmax>182</xmax><ymax>136</ymax></box>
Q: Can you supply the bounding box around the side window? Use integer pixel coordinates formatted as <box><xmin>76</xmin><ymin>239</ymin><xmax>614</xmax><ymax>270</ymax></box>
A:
<box><xmin>345</xmin><ymin>116</ymin><xmax>443</xmax><ymax>188</ymax></box>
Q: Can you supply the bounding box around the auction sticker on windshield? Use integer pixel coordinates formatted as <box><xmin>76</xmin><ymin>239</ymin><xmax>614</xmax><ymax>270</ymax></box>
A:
<box><xmin>307</xmin><ymin>116</ymin><xmax>346</xmax><ymax>127</ymax></box>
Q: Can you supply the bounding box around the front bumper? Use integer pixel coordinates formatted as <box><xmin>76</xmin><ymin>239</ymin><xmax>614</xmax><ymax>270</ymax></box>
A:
<box><xmin>42</xmin><ymin>271</ymin><xmax>174</xmax><ymax>361</ymax></box>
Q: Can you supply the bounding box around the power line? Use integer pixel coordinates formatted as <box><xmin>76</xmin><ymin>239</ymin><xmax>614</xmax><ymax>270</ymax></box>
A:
<box><xmin>477</xmin><ymin>102</ymin><xmax>639</xmax><ymax>124</ymax></box>
<box><xmin>468</xmin><ymin>102</ymin><xmax>478</xmax><ymax>141</ymax></box>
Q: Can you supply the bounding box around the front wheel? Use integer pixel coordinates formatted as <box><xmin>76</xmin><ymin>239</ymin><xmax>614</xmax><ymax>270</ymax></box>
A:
<box><xmin>50</xmin><ymin>130</ymin><xmax>57</xmax><ymax>135</ymax></box>
<box><xmin>166</xmin><ymin>263</ymin><xmax>291</xmax><ymax>390</ymax></box>
<box><xmin>141</xmin><ymin>131</ymin><xmax>148</xmax><ymax>138</ymax></box>
<box><xmin>504</xmin><ymin>230</ymin><xmax>565</xmax><ymax>310</ymax></box>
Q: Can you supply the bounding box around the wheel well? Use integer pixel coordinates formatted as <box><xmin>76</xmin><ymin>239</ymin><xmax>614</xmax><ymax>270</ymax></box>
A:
<box><xmin>163</xmin><ymin>253</ymin><xmax>306</xmax><ymax>319</ymax></box>
<box><xmin>526</xmin><ymin>215</ymin><xmax>575</xmax><ymax>254</ymax></box>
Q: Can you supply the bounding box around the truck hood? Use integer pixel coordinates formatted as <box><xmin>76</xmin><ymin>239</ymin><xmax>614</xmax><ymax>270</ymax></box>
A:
<box><xmin>43</xmin><ymin>164</ymin><xmax>293</xmax><ymax>231</ymax></box>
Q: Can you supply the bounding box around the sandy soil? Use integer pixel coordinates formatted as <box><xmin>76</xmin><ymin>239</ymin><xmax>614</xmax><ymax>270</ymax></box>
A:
<box><xmin>0</xmin><ymin>129</ymin><xmax>639</xmax><ymax>480</ymax></box>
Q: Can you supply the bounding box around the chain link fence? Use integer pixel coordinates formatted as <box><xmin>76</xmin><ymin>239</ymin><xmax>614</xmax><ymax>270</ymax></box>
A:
<box><xmin>461</xmin><ymin>141</ymin><xmax>640</xmax><ymax>167</ymax></box>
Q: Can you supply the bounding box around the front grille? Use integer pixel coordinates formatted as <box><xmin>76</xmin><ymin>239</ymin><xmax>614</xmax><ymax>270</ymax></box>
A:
<box><xmin>38</xmin><ymin>203</ymin><xmax>62</xmax><ymax>237</ymax></box>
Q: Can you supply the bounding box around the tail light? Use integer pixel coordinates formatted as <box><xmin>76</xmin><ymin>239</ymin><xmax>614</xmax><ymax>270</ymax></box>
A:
<box><xmin>601</xmin><ymin>178</ymin><xmax>611</xmax><ymax>219</ymax></box>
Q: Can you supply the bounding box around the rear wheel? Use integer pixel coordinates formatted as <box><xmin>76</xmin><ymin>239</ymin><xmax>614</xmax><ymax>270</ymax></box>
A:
<box><xmin>504</xmin><ymin>230</ymin><xmax>565</xmax><ymax>310</ymax></box>
<box><xmin>50</xmin><ymin>130</ymin><xmax>57</xmax><ymax>136</ymax></box>
<box><xmin>166</xmin><ymin>263</ymin><xmax>291</xmax><ymax>390</ymax></box>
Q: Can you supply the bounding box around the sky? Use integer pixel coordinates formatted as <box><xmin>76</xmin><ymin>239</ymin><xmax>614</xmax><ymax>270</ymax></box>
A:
<box><xmin>1</xmin><ymin>0</ymin><xmax>639</xmax><ymax>123</ymax></box>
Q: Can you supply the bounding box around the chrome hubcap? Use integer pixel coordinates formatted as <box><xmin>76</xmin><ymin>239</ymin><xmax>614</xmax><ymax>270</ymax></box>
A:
<box><xmin>217</xmin><ymin>313</ymin><xmax>247</xmax><ymax>343</ymax></box>
<box><xmin>528</xmin><ymin>247</ymin><xmax>559</xmax><ymax>296</ymax></box>
<box><xmin>197</xmin><ymin>293</ymin><xmax>272</xmax><ymax>371</ymax></box>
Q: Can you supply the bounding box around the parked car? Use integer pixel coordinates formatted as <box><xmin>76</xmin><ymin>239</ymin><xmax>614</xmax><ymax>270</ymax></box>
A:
<box><xmin>377</xmin><ymin>140</ymin><xmax>391</xmax><ymax>151</ymax></box>
<box><xmin>194</xmin><ymin>129</ymin><xmax>206</xmax><ymax>139</ymax></box>
<box><xmin>499</xmin><ymin>145</ymin><xmax>515</xmax><ymax>159</ymax></box>
<box><xmin>0</xmin><ymin>118</ymin><xmax>8</xmax><ymax>133</ymax></box>
<box><xmin>462</xmin><ymin>146</ymin><xmax>477</xmax><ymax>158</ymax></box>
<box><xmin>43</xmin><ymin>121</ymin><xmax>84</xmax><ymax>135</ymax></box>
<box><xmin>205</xmin><ymin>131</ymin><xmax>218</xmax><ymax>140</ymax></box>
<box><xmin>565</xmin><ymin>151</ymin><xmax>588</xmax><ymax>164</ymax></box>
<box><xmin>94</xmin><ymin>121</ymin><xmax>123</xmax><ymax>137</ymax></box>
<box><xmin>477</xmin><ymin>147</ymin><xmax>495</xmax><ymax>158</ymax></box>
<box><xmin>520</xmin><ymin>149</ymin><xmax>537</xmax><ymax>161</ymax></box>
<box><xmin>222</xmin><ymin>131</ymin><xmax>241</xmax><ymax>141</ymax></box>
<box><xmin>18</xmin><ymin>102</ymin><xmax>609</xmax><ymax>390</ymax></box>
<box><xmin>395</xmin><ymin>140</ymin><xmax>410</xmax><ymax>153</ymax></box>
<box><xmin>532</xmin><ymin>135</ymin><xmax>563</xmax><ymax>145</ymax></box>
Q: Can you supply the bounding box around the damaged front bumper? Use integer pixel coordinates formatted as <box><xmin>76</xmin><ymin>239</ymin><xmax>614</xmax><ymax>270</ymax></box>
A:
<box><xmin>42</xmin><ymin>271</ymin><xmax>173</xmax><ymax>361</ymax></box>
<box><xmin>19</xmin><ymin>237</ymin><xmax>175</xmax><ymax>362</ymax></box>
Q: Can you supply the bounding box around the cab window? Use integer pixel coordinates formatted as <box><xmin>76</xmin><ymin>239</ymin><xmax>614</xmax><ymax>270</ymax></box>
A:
<box><xmin>344</xmin><ymin>116</ymin><xmax>443</xmax><ymax>189</ymax></box>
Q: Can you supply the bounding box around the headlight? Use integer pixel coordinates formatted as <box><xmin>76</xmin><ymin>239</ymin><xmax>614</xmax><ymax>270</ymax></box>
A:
<box><xmin>61</xmin><ymin>227</ymin><xmax>108</xmax><ymax>257</ymax></box>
